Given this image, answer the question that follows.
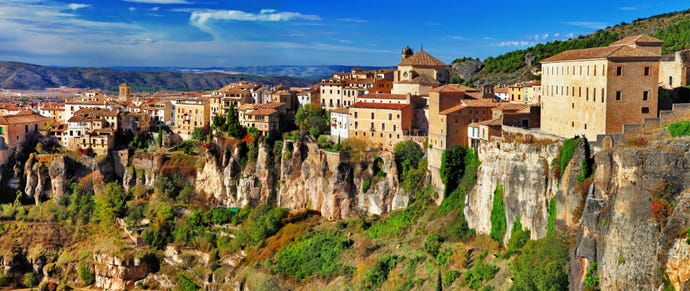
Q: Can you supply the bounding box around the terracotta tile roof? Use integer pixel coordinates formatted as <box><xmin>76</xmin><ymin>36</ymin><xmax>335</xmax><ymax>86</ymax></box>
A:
<box><xmin>247</xmin><ymin>109</ymin><xmax>278</xmax><ymax>116</ymax></box>
<box><xmin>439</xmin><ymin>104</ymin><xmax>467</xmax><ymax>115</ymax></box>
<box><xmin>493</xmin><ymin>103</ymin><xmax>528</xmax><ymax>112</ymax></box>
<box><xmin>430</xmin><ymin>84</ymin><xmax>466</xmax><ymax>93</ymax></box>
<box><xmin>494</xmin><ymin>87</ymin><xmax>509</xmax><ymax>94</ymax></box>
<box><xmin>440</xmin><ymin>98</ymin><xmax>499</xmax><ymax>115</ymax></box>
<box><xmin>397</xmin><ymin>74</ymin><xmax>440</xmax><ymax>86</ymax></box>
<box><xmin>350</xmin><ymin>102</ymin><xmax>412</xmax><ymax>110</ymax></box>
<box><xmin>0</xmin><ymin>112</ymin><xmax>52</xmax><ymax>125</ymax></box>
<box><xmin>329</xmin><ymin>108</ymin><xmax>349</xmax><ymax>114</ymax></box>
<box><xmin>478</xmin><ymin>118</ymin><xmax>503</xmax><ymax>126</ymax></box>
<box><xmin>541</xmin><ymin>45</ymin><xmax>659</xmax><ymax>62</ymax></box>
<box><xmin>398</xmin><ymin>50</ymin><xmax>447</xmax><ymax>67</ymax></box>
<box><xmin>609</xmin><ymin>34</ymin><xmax>663</xmax><ymax>46</ymax></box>
<box><xmin>358</xmin><ymin>93</ymin><xmax>408</xmax><ymax>100</ymax></box>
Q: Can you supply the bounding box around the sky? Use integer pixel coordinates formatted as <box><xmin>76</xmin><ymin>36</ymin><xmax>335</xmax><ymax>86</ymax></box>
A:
<box><xmin>0</xmin><ymin>0</ymin><xmax>688</xmax><ymax>68</ymax></box>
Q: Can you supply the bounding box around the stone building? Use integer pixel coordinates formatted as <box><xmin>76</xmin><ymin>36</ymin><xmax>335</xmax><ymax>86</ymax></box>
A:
<box><xmin>540</xmin><ymin>34</ymin><xmax>662</xmax><ymax>141</ymax></box>
<box><xmin>348</xmin><ymin>102</ymin><xmax>414</xmax><ymax>149</ymax></box>
<box><xmin>659</xmin><ymin>49</ymin><xmax>690</xmax><ymax>89</ymax></box>
<box><xmin>174</xmin><ymin>98</ymin><xmax>210</xmax><ymax>140</ymax></box>
<box><xmin>0</xmin><ymin>110</ymin><xmax>51</xmax><ymax>148</ymax></box>
<box><xmin>392</xmin><ymin>47</ymin><xmax>448</xmax><ymax>96</ymax></box>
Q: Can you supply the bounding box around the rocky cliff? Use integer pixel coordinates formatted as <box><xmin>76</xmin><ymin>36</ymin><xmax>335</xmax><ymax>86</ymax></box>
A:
<box><xmin>466</xmin><ymin>133</ymin><xmax>690</xmax><ymax>290</ymax></box>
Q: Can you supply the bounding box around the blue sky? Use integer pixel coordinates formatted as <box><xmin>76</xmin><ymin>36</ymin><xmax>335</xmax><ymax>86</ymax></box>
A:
<box><xmin>0</xmin><ymin>0</ymin><xmax>688</xmax><ymax>67</ymax></box>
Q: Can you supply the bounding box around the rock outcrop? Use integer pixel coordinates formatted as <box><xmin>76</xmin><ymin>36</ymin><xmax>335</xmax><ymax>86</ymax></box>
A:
<box><xmin>93</xmin><ymin>253</ymin><xmax>152</xmax><ymax>291</ymax></box>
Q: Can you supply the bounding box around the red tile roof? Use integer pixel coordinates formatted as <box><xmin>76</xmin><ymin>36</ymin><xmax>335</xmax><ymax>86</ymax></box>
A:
<box><xmin>247</xmin><ymin>109</ymin><xmax>278</xmax><ymax>116</ymax></box>
<box><xmin>609</xmin><ymin>34</ymin><xmax>663</xmax><ymax>46</ymax></box>
<box><xmin>398</xmin><ymin>50</ymin><xmax>447</xmax><ymax>67</ymax></box>
<box><xmin>541</xmin><ymin>45</ymin><xmax>659</xmax><ymax>62</ymax></box>
<box><xmin>358</xmin><ymin>93</ymin><xmax>408</xmax><ymax>100</ymax></box>
<box><xmin>350</xmin><ymin>102</ymin><xmax>412</xmax><ymax>110</ymax></box>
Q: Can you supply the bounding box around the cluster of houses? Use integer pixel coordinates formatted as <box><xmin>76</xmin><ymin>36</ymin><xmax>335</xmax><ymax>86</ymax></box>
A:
<box><xmin>0</xmin><ymin>34</ymin><xmax>688</xmax><ymax>192</ymax></box>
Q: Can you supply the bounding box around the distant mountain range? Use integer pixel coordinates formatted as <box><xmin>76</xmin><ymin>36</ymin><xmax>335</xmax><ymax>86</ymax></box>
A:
<box><xmin>0</xmin><ymin>62</ymin><xmax>388</xmax><ymax>92</ymax></box>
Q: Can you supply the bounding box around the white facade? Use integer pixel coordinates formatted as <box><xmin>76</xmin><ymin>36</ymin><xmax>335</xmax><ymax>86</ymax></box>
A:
<box><xmin>329</xmin><ymin>110</ymin><xmax>349</xmax><ymax>139</ymax></box>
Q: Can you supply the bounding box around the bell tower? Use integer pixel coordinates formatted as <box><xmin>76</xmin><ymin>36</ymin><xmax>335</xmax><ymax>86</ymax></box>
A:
<box><xmin>119</xmin><ymin>83</ymin><xmax>131</xmax><ymax>101</ymax></box>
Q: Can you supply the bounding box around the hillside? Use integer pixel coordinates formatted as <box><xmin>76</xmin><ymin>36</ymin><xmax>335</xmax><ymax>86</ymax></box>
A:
<box><xmin>0</xmin><ymin>62</ymin><xmax>317</xmax><ymax>92</ymax></box>
<box><xmin>455</xmin><ymin>9</ymin><xmax>690</xmax><ymax>86</ymax></box>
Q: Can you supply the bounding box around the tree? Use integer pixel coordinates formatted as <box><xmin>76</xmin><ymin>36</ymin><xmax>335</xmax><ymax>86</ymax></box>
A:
<box><xmin>94</xmin><ymin>182</ymin><xmax>129</xmax><ymax>227</ymax></box>
<box><xmin>393</xmin><ymin>140</ymin><xmax>423</xmax><ymax>178</ymax></box>
<box><xmin>157</xmin><ymin>127</ymin><xmax>163</xmax><ymax>147</ymax></box>
<box><xmin>510</xmin><ymin>234</ymin><xmax>569</xmax><ymax>291</ymax></box>
<box><xmin>226</xmin><ymin>108</ymin><xmax>247</xmax><ymax>138</ymax></box>
<box><xmin>295</xmin><ymin>104</ymin><xmax>328</xmax><ymax>137</ymax></box>
<box><xmin>440</xmin><ymin>146</ymin><xmax>467</xmax><ymax>196</ymax></box>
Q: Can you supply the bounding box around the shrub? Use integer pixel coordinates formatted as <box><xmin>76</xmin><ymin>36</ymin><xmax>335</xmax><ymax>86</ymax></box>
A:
<box><xmin>510</xmin><ymin>234</ymin><xmax>569</xmax><ymax>290</ymax></box>
<box><xmin>439</xmin><ymin>149</ymin><xmax>479</xmax><ymax>215</ymax></box>
<box><xmin>362</xmin><ymin>176</ymin><xmax>372</xmax><ymax>193</ymax></box>
<box><xmin>393</xmin><ymin>140</ymin><xmax>423</xmax><ymax>178</ymax></box>
<box><xmin>177</xmin><ymin>273</ymin><xmax>200</xmax><ymax>291</ymax></box>
<box><xmin>436</xmin><ymin>249</ymin><xmax>452</xmax><ymax>266</ymax></box>
<box><xmin>271</xmin><ymin>231</ymin><xmax>352</xmax><ymax>282</ymax></box>
<box><xmin>423</xmin><ymin>233</ymin><xmax>442</xmax><ymax>257</ymax></box>
<box><xmin>24</xmin><ymin>272</ymin><xmax>38</xmax><ymax>288</ymax></box>
<box><xmin>558</xmin><ymin>139</ymin><xmax>579</xmax><ymax>177</ymax></box>
<box><xmin>365</xmin><ymin>207</ymin><xmax>420</xmax><ymax>239</ymax></box>
<box><xmin>583</xmin><ymin>262</ymin><xmax>599</xmax><ymax>288</ymax></box>
<box><xmin>443</xmin><ymin>270</ymin><xmax>461</xmax><ymax>287</ymax></box>
<box><xmin>547</xmin><ymin>198</ymin><xmax>557</xmax><ymax>237</ymax></box>
<box><xmin>506</xmin><ymin>216</ymin><xmax>530</xmax><ymax>256</ymax></box>
<box><xmin>364</xmin><ymin>255</ymin><xmax>401</xmax><ymax>287</ymax></box>
<box><xmin>78</xmin><ymin>263</ymin><xmax>95</xmax><ymax>285</ymax></box>
<box><xmin>463</xmin><ymin>260</ymin><xmax>498</xmax><ymax>290</ymax></box>
<box><xmin>440</xmin><ymin>146</ymin><xmax>467</xmax><ymax>195</ymax></box>
<box><xmin>204</xmin><ymin>208</ymin><xmax>235</xmax><ymax>225</ymax></box>
<box><xmin>0</xmin><ymin>274</ymin><xmax>9</xmax><ymax>287</ymax></box>
<box><xmin>489</xmin><ymin>185</ymin><xmax>506</xmax><ymax>244</ymax></box>
<box><xmin>667</xmin><ymin>120</ymin><xmax>690</xmax><ymax>137</ymax></box>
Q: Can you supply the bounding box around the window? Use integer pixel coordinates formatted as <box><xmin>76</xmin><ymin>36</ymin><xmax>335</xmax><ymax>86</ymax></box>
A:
<box><xmin>644</xmin><ymin>67</ymin><xmax>650</xmax><ymax>76</ymax></box>
<box><xmin>670</xmin><ymin>76</ymin><xmax>673</xmax><ymax>86</ymax></box>
<box><xmin>393</xmin><ymin>124</ymin><xmax>396</xmax><ymax>131</ymax></box>
<box><xmin>371</xmin><ymin>112</ymin><xmax>374</xmax><ymax>119</ymax></box>
<box><xmin>354</xmin><ymin>121</ymin><xmax>358</xmax><ymax>129</ymax></box>
<box><xmin>616</xmin><ymin>91</ymin><xmax>621</xmax><ymax>101</ymax></box>
<box><xmin>584</xmin><ymin>124</ymin><xmax>587</xmax><ymax>130</ymax></box>
<box><xmin>382</xmin><ymin>123</ymin><xmax>385</xmax><ymax>131</ymax></box>
<box><xmin>579</xmin><ymin>87</ymin><xmax>582</xmax><ymax>97</ymax></box>
<box><xmin>643</xmin><ymin>91</ymin><xmax>649</xmax><ymax>101</ymax></box>
<box><xmin>571</xmin><ymin>103</ymin><xmax>574</xmax><ymax>109</ymax></box>
<box><xmin>571</xmin><ymin>122</ymin><xmax>574</xmax><ymax>127</ymax></box>
<box><xmin>642</xmin><ymin>107</ymin><xmax>650</xmax><ymax>113</ymax></box>
<box><xmin>594</xmin><ymin>65</ymin><xmax>597</xmax><ymax>76</ymax></box>
<box><xmin>616</xmin><ymin>66</ymin><xmax>622</xmax><ymax>76</ymax></box>
<box><xmin>354</xmin><ymin>112</ymin><xmax>358</xmax><ymax>118</ymax></box>
<box><xmin>388</xmin><ymin>113</ymin><xmax>392</xmax><ymax>120</ymax></box>
<box><xmin>601</xmin><ymin>89</ymin><xmax>605</xmax><ymax>103</ymax></box>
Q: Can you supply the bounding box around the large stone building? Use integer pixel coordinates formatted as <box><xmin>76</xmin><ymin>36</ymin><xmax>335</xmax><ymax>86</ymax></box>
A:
<box><xmin>392</xmin><ymin>47</ymin><xmax>448</xmax><ymax>96</ymax></box>
<box><xmin>659</xmin><ymin>49</ymin><xmax>690</xmax><ymax>89</ymax></box>
<box><xmin>348</xmin><ymin>102</ymin><xmax>414</xmax><ymax>149</ymax></box>
<box><xmin>174</xmin><ymin>98</ymin><xmax>210</xmax><ymax>140</ymax></box>
<box><xmin>540</xmin><ymin>34</ymin><xmax>662</xmax><ymax>141</ymax></box>
<box><xmin>0</xmin><ymin>111</ymin><xmax>52</xmax><ymax>149</ymax></box>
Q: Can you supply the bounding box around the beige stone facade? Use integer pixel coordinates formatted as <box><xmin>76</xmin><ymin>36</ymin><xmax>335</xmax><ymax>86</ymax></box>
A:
<box><xmin>541</xmin><ymin>35</ymin><xmax>661</xmax><ymax>141</ymax></box>
<box><xmin>659</xmin><ymin>49</ymin><xmax>690</xmax><ymax>89</ymax></box>
<box><xmin>348</xmin><ymin>102</ymin><xmax>413</xmax><ymax>149</ymax></box>
<box><xmin>174</xmin><ymin>99</ymin><xmax>210</xmax><ymax>140</ymax></box>
<box><xmin>0</xmin><ymin>111</ymin><xmax>51</xmax><ymax>149</ymax></box>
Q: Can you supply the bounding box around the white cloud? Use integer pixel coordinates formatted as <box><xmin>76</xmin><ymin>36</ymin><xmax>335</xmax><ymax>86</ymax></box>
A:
<box><xmin>123</xmin><ymin>0</ymin><xmax>192</xmax><ymax>4</ymax></box>
<box><xmin>129</xmin><ymin>7</ymin><xmax>136</xmax><ymax>11</ymax></box>
<box><xmin>151</xmin><ymin>7</ymin><xmax>159</xmax><ymax>11</ymax></box>
<box><xmin>67</xmin><ymin>3</ymin><xmax>90</xmax><ymax>10</ymax></box>
<box><xmin>498</xmin><ymin>40</ymin><xmax>531</xmax><ymax>47</ymax></box>
<box><xmin>563</xmin><ymin>21</ymin><xmax>608</xmax><ymax>30</ymax></box>
<box><xmin>190</xmin><ymin>9</ymin><xmax>321</xmax><ymax>37</ymax></box>
<box><xmin>618</xmin><ymin>6</ymin><xmax>639</xmax><ymax>11</ymax></box>
<box><xmin>338</xmin><ymin>18</ymin><xmax>367</xmax><ymax>23</ymax></box>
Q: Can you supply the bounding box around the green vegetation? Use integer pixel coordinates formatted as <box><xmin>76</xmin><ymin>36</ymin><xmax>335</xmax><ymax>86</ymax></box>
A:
<box><xmin>365</xmin><ymin>206</ymin><xmax>422</xmax><ymax>239</ymax></box>
<box><xmin>364</xmin><ymin>255</ymin><xmax>402</xmax><ymax>287</ymax></box>
<box><xmin>23</xmin><ymin>272</ymin><xmax>38</xmax><ymax>288</ymax></box>
<box><xmin>554</xmin><ymin>138</ymin><xmax>579</xmax><ymax>179</ymax></box>
<box><xmin>423</xmin><ymin>233</ymin><xmax>442</xmax><ymax>257</ymax></box>
<box><xmin>583</xmin><ymin>262</ymin><xmax>600</xmax><ymax>289</ymax></box>
<box><xmin>440</xmin><ymin>146</ymin><xmax>467</xmax><ymax>196</ymax></box>
<box><xmin>667</xmin><ymin>120</ymin><xmax>690</xmax><ymax>137</ymax></box>
<box><xmin>78</xmin><ymin>263</ymin><xmax>95</xmax><ymax>285</ymax></box>
<box><xmin>295</xmin><ymin>104</ymin><xmax>329</xmax><ymax>138</ymax></box>
<box><xmin>547</xmin><ymin>198</ymin><xmax>557</xmax><ymax>237</ymax></box>
<box><xmin>225</xmin><ymin>108</ymin><xmax>247</xmax><ymax>139</ymax></box>
<box><xmin>361</xmin><ymin>176</ymin><xmax>372</xmax><ymax>193</ymax></box>
<box><xmin>483</xmin><ymin>30</ymin><xmax>619</xmax><ymax>73</ymax></box>
<box><xmin>489</xmin><ymin>184</ymin><xmax>506</xmax><ymax>244</ymax></box>
<box><xmin>510</xmin><ymin>234</ymin><xmax>569</xmax><ymax>291</ymax></box>
<box><xmin>93</xmin><ymin>182</ymin><xmax>129</xmax><ymax>227</ymax></box>
<box><xmin>463</xmin><ymin>251</ymin><xmax>498</xmax><ymax>290</ymax></box>
<box><xmin>270</xmin><ymin>231</ymin><xmax>352</xmax><ymax>282</ymax></box>
<box><xmin>506</xmin><ymin>216</ymin><xmax>530</xmax><ymax>255</ymax></box>
<box><xmin>443</xmin><ymin>270</ymin><xmax>461</xmax><ymax>287</ymax></box>
<box><xmin>439</xmin><ymin>149</ymin><xmax>479</xmax><ymax>215</ymax></box>
<box><xmin>653</xmin><ymin>19</ymin><xmax>690</xmax><ymax>53</ymax></box>
<box><xmin>177</xmin><ymin>273</ymin><xmax>201</xmax><ymax>291</ymax></box>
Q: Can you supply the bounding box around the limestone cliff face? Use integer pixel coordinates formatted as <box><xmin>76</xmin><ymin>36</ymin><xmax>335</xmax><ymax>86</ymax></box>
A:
<box><xmin>93</xmin><ymin>253</ymin><xmax>151</xmax><ymax>291</ymax></box>
<box><xmin>465</xmin><ymin>139</ymin><xmax>561</xmax><ymax>241</ymax></box>
<box><xmin>123</xmin><ymin>152</ymin><xmax>163</xmax><ymax>192</ymax></box>
<box><xmin>571</xmin><ymin>141</ymin><xmax>690</xmax><ymax>290</ymax></box>
<box><xmin>195</xmin><ymin>143</ymin><xmax>243</xmax><ymax>207</ymax></box>
<box><xmin>278</xmin><ymin>141</ymin><xmax>404</xmax><ymax>220</ymax></box>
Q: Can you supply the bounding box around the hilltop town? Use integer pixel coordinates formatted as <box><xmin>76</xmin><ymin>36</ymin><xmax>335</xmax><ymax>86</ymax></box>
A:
<box><xmin>1</xmin><ymin>35</ymin><xmax>688</xmax><ymax>194</ymax></box>
<box><xmin>0</xmin><ymin>34</ymin><xmax>689</xmax><ymax>291</ymax></box>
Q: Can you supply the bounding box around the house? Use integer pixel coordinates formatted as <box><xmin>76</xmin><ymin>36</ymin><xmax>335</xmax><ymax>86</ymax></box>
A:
<box><xmin>237</xmin><ymin>102</ymin><xmax>286</xmax><ymax>133</ymax></box>
<box><xmin>659</xmin><ymin>49</ymin><xmax>690</xmax><ymax>89</ymax></box>
<box><xmin>141</xmin><ymin>100</ymin><xmax>173</xmax><ymax>126</ymax></box>
<box><xmin>65</xmin><ymin>108</ymin><xmax>119</xmax><ymax>153</ymax></box>
<box><xmin>348</xmin><ymin>102</ymin><xmax>414</xmax><ymax>149</ymax></box>
<box><xmin>494</xmin><ymin>87</ymin><xmax>510</xmax><ymax>101</ymax></box>
<box><xmin>329</xmin><ymin>108</ymin><xmax>349</xmax><ymax>139</ymax></box>
<box><xmin>174</xmin><ymin>98</ymin><xmax>210</xmax><ymax>140</ymax></box>
<box><xmin>540</xmin><ymin>34</ymin><xmax>662</xmax><ymax>141</ymax></box>
<box><xmin>0</xmin><ymin>110</ymin><xmax>52</xmax><ymax>149</ymax></box>
<box><xmin>38</xmin><ymin>102</ymin><xmax>65</xmax><ymax>123</ymax></box>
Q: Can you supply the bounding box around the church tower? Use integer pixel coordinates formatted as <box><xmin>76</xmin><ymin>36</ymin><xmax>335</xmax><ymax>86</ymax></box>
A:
<box><xmin>119</xmin><ymin>83</ymin><xmax>131</xmax><ymax>101</ymax></box>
